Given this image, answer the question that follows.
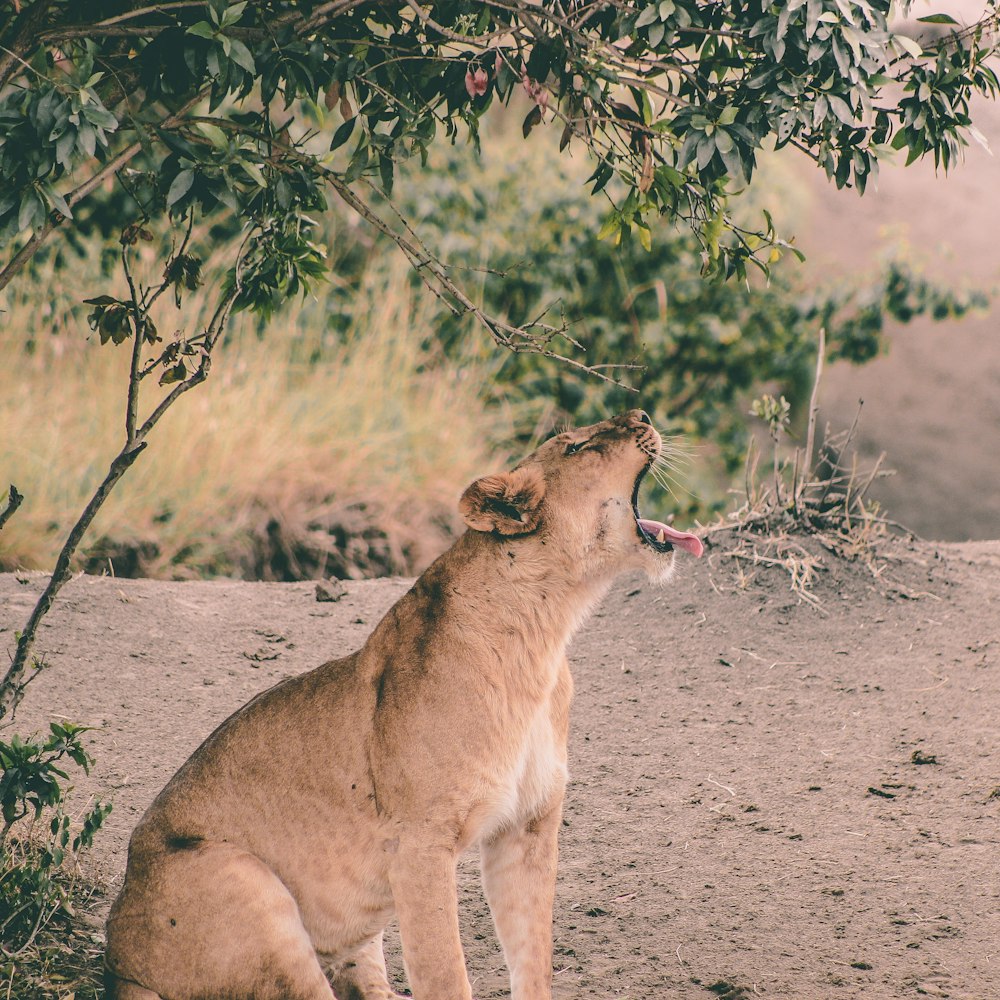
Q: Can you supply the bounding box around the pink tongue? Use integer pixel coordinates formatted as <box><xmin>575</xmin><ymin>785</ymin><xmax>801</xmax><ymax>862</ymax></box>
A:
<box><xmin>637</xmin><ymin>518</ymin><xmax>704</xmax><ymax>558</ymax></box>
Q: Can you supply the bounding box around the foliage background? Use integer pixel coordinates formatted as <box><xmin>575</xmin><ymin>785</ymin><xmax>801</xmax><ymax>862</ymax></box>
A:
<box><xmin>0</xmin><ymin>102</ymin><xmax>988</xmax><ymax>579</ymax></box>
<box><xmin>0</xmin><ymin>0</ymin><xmax>995</xmax><ymax>578</ymax></box>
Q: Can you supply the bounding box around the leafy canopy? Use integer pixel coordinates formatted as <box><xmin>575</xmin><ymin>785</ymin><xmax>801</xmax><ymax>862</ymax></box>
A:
<box><xmin>0</xmin><ymin>0</ymin><xmax>997</xmax><ymax>371</ymax></box>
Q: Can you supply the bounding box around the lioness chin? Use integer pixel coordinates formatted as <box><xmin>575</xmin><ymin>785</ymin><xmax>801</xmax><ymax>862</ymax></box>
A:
<box><xmin>105</xmin><ymin>409</ymin><xmax>702</xmax><ymax>1000</ymax></box>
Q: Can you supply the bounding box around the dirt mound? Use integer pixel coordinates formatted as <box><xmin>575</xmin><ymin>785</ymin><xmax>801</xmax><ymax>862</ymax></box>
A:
<box><xmin>2</xmin><ymin>536</ymin><xmax>998</xmax><ymax>998</ymax></box>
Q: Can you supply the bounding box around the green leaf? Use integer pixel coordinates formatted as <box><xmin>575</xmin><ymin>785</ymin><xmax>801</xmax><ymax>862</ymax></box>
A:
<box><xmin>239</xmin><ymin>160</ymin><xmax>266</xmax><ymax>187</ymax></box>
<box><xmin>221</xmin><ymin>1</ymin><xmax>248</xmax><ymax>27</ymax></box>
<box><xmin>82</xmin><ymin>102</ymin><xmax>118</xmax><ymax>130</ymax></box>
<box><xmin>228</xmin><ymin>38</ymin><xmax>256</xmax><ymax>74</ymax></box>
<box><xmin>916</xmin><ymin>13</ymin><xmax>959</xmax><ymax>24</ymax></box>
<box><xmin>343</xmin><ymin>142</ymin><xmax>369</xmax><ymax>183</ymax></box>
<box><xmin>78</xmin><ymin>122</ymin><xmax>97</xmax><ymax>158</ymax></box>
<box><xmin>522</xmin><ymin>105</ymin><xmax>542</xmax><ymax>138</ymax></box>
<box><xmin>166</xmin><ymin>168</ymin><xmax>195</xmax><ymax>207</ymax></box>
<box><xmin>894</xmin><ymin>34</ymin><xmax>924</xmax><ymax>58</ymax></box>
<box><xmin>41</xmin><ymin>184</ymin><xmax>72</xmax><ymax>220</ymax></box>
<box><xmin>330</xmin><ymin>116</ymin><xmax>357</xmax><ymax>151</ymax></box>
<box><xmin>596</xmin><ymin>212</ymin><xmax>621</xmax><ymax>241</ymax></box>
<box><xmin>54</xmin><ymin>129</ymin><xmax>75</xmax><ymax>167</ymax></box>
<box><xmin>827</xmin><ymin>94</ymin><xmax>855</xmax><ymax>125</ymax></box>
<box><xmin>589</xmin><ymin>158</ymin><xmax>613</xmax><ymax>194</ymax></box>
<box><xmin>696</xmin><ymin>134</ymin><xmax>716</xmax><ymax>171</ymax></box>
<box><xmin>186</xmin><ymin>21</ymin><xmax>217</xmax><ymax>39</ymax></box>
<box><xmin>17</xmin><ymin>191</ymin><xmax>42</xmax><ymax>233</ymax></box>
<box><xmin>159</xmin><ymin>361</ymin><xmax>187</xmax><ymax>385</ymax></box>
<box><xmin>636</xmin><ymin>5</ymin><xmax>660</xmax><ymax>29</ymax></box>
<box><xmin>378</xmin><ymin>154</ymin><xmax>394</xmax><ymax>196</ymax></box>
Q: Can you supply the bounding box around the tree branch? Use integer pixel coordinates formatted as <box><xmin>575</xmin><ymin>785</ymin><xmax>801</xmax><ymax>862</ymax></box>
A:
<box><xmin>0</xmin><ymin>0</ymin><xmax>56</xmax><ymax>92</ymax></box>
<box><xmin>0</xmin><ymin>442</ymin><xmax>146</xmax><ymax>721</ymax></box>
<box><xmin>122</xmin><ymin>244</ymin><xmax>145</xmax><ymax>447</ymax></box>
<box><xmin>0</xmin><ymin>485</ymin><xmax>23</xmax><ymax>534</ymax></box>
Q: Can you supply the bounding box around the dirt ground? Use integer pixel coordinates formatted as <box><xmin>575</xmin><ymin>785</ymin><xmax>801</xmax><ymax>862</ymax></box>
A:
<box><xmin>2</xmin><ymin>533</ymin><xmax>998</xmax><ymax>1000</ymax></box>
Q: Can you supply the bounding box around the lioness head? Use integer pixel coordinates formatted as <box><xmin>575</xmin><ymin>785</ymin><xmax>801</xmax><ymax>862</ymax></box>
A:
<box><xmin>459</xmin><ymin>409</ymin><xmax>702</xmax><ymax>583</ymax></box>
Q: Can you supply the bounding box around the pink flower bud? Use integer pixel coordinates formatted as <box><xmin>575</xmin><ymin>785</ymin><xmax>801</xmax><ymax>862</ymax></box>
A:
<box><xmin>465</xmin><ymin>67</ymin><xmax>488</xmax><ymax>99</ymax></box>
<box><xmin>522</xmin><ymin>75</ymin><xmax>549</xmax><ymax>111</ymax></box>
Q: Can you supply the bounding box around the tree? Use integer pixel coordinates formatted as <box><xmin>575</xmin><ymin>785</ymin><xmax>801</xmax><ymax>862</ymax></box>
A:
<box><xmin>0</xmin><ymin>0</ymin><xmax>997</xmax><ymax>715</ymax></box>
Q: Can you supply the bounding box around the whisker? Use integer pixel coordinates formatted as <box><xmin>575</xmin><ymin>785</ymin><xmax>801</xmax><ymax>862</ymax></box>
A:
<box><xmin>648</xmin><ymin>464</ymin><xmax>701</xmax><ymax>502</ymax></box>
<box><xmin>650</xmin><ymin>466</ymin><xmax>687</xmax><ymax>499</ymax></box>
<box><xmin>654</xmin><ymin>456</ymin><xmax>691</xmax><ymax>476</ymax></box>
<box><xmin>656</xmin><ymin>431</ymin><xmax>697</xmax><ymax>449</ymax></box>
<box><xmin>656</xmin><ymin>445</ymin><xmax>694</xmax><ymax>466</ymax></box>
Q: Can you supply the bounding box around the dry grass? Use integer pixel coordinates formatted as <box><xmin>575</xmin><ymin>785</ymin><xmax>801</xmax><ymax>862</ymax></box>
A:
<box><xmin>0</xmin><ymin>246</ymin><xmax>508</xmax><ymax>580</ymax></box>
<box><xmin>0</xmin><ymin>836</ymin><xmax>106</xmax><ymax>1000</ymax></box>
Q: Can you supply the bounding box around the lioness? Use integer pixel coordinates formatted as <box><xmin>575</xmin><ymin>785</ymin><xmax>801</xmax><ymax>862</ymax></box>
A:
<box><xmin>105</xmin><ymin>410</ymin><xmax>703</xmax><ymax>1000</ymax></box>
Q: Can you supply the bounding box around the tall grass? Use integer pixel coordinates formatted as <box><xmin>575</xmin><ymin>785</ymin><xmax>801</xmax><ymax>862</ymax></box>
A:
<box><xmin>0</xmin><ymin>243</ymin><xmax>509</xmax><ymax>579</ymax></box>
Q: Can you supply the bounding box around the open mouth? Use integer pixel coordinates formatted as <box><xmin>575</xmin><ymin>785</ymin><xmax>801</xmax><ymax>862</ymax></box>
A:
<box><xmin>630</xmin><ymin>464</ymin><xmax>704</xmax><ymax>558</ymax></box>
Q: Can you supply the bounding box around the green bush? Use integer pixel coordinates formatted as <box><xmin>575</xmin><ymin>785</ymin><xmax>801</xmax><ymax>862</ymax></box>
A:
<box><xmin>1</xmin><ymin>722</ymin><xmax>110</xmax><ymax>956</ymax></box>
<box><xmin>387</xmin><ymin>132</ymin><xmax>987</xmax><ymax>517</ymax></box>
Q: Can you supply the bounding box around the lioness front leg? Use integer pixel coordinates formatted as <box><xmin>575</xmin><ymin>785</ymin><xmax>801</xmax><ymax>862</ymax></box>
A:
<box><xmin>327</xmin><ymin>931</ymin><xmax>408</xmax><ymax>1000</ymax></box>
<box><xmin>390</xmin><ymin>844</ymin><xmax>472</xmax><ymax>1000</ymax></box>
<box><xmin>480</xmin><ymin>795</ymin><xmax>563</xmax><ymax>1000</ymax></box>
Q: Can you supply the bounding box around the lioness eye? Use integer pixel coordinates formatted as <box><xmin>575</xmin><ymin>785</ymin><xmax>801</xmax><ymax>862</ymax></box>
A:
<box><xmin>565</xmin><ymin>440</ymin><xmax>584</xmax><ymax>455</ymax></box>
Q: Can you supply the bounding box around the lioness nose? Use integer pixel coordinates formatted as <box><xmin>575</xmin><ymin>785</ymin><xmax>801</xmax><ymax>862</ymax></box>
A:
<box><xmin>632</xmin><ymin>409</ymin><xmax>652</xmax><ymax>425</ymax></box>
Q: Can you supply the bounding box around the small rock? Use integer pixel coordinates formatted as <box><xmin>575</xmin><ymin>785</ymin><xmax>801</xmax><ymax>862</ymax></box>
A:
<box><xmin>315</xmin><ymin>578</ymin><xmax>347</xmax><ymax>603</ymax></box>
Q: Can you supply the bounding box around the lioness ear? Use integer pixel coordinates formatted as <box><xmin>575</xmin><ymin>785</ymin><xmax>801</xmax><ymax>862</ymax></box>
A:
<box><xmin>459</xmin><ymin>466</ymin><xmax>546</xmax><ymax>536</ymax></box>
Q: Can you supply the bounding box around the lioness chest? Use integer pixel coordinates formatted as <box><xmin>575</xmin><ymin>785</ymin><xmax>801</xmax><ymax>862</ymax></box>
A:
<box><xmin>462</xmin><ymin>661</ymin><xmax>572</xmax><ymax>847</ymax></box>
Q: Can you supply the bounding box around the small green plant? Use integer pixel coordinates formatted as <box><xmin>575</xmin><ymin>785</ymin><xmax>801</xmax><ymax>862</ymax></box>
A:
<box><xmin>0</xmin><ymin>721</ymin><xmax>111</xmax><ymax>957</ymax></box>
<box><xmin>750</xmin><ymin>394</ymin><xmax>791</xmax><ymax>440</ymax></box>
<box><xmin>749</xmin><ymin>393</ymin><xmax>791</xmax><ymax>503</ymax></box>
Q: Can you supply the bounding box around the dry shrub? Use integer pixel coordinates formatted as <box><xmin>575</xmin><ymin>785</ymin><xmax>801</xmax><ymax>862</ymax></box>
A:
<box><xmin>704</xmin><ymin>332</ymin><xmax>917</xmax><ymax>608</ymax></box>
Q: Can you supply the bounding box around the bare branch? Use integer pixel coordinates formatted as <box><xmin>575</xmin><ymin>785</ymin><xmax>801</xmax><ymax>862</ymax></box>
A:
<box><xmin>403</xmin><ymin>1</ymin><xmax>510</xmax><ymax>44</ymax></box>
<box><xmin>0</xmin><ymin>442</ymin><xmax>147</xmax><ymax>721</ymax></box>
<box><xmin>327</xmin><ymin>175</ymin><xmax>639</xmax><ymax>385</ymax></box>
<box><xmin>0</xmin><ymin>485</ymin><xmax>23</xmax><ymax>534</ymax></box>
<box><xmin>798</xmin><ymin>326</ymin><xmax>825</xmax><ymax>513</ymax></box>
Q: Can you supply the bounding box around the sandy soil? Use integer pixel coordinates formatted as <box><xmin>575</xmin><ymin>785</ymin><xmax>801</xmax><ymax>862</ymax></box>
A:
<box><xmin>3</xmin><ymin>535</ymin><xmax>998</xmax><ymax>1000</ymax></box>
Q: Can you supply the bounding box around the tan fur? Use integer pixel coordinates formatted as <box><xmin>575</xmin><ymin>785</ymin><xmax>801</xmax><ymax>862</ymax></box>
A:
<box><xmin>105</xmin><ymin>410</ymin><xmax>682</xmax><ymax>1000</ymax></box>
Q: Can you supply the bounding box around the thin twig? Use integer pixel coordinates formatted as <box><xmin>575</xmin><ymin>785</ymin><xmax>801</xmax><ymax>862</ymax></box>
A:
<box><xmin>800</xmin><ymin>326</ymin><xmax>825</xmax><ymax>510</ymax></box>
